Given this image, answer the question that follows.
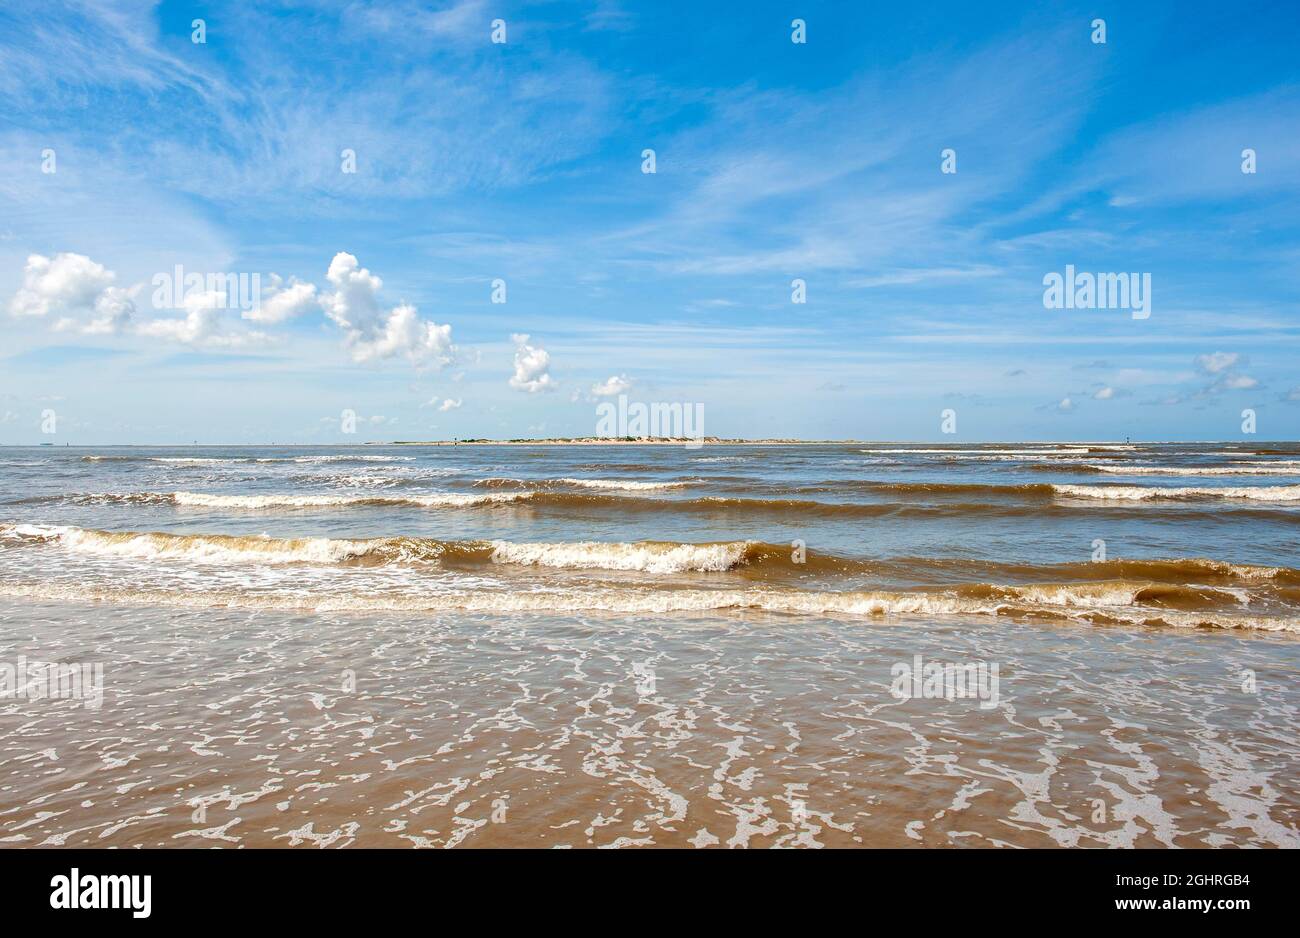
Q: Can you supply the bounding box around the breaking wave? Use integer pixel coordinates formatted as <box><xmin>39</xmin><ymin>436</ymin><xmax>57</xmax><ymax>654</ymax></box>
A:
<box><xmin>472</xmin><ymin>477</ymin><xmax>689</xmax><ymax>491</ymax></box>
<box><xmin>0</xmin><ymin>523</ymin><xmax>750</xmax><ymax>573</ymax></box>
<box><xmin>7</xmin><ymin>523</ymin><xmax>1295</xmax><ymax>580</ymax></box>
<box><xmin>1051</xmin><ymin>483</ymin><xmax>1300</xmax><ymax>501</ymax></box>
<box><xmin>0</xmin><ymin>578</ymin><xmax>1293</xmax><ymax>633</ymax></box>
<box><xmin>82</xmin><ymin>453</ymin><xmax>412</xmax><ymax>464</ymax></box>
<box><xmin>1085</xmin><ymin>465</ymin><xmax>1300</xmax><ymax>477</ymax></box>
<box><xmin>4</xmin><ymin>524</ymin><xmax>1298</xmax><ymax>618</ymax></box>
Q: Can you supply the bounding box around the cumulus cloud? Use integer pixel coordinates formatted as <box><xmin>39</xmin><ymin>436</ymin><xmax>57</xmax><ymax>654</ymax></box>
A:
<box><xmin>8</xmin><ymin>252</ymin><xmax>321</xmax><ymax>345</ymax></box>
<box><xmin>136</xmin><ymin>290</ymin><xmax>271</xmax><ymax>347</ymax></box>
<box><xmin>10</xmin><ymin>251</ymin><xmax>457</xmax><ymax>359</ymax></box>
<box><xmin>1145</xmin><ymin>353</ymin><xmax>1260</xmax><ymax>406</ymax></box>
<box><xmin>244</xmin><ymin>274</ymin><xmax>318</xmax><ymax>324</ymax></box>
<box><xmin>1093</xmin><ymin>386</ymin><xmax>1114</xmax><ymax>400</ymax></box>
<box><xmin>1057</xmin><ymin>396</ymin><xmax>1075</xmax><ymax>412</ymax></box>
<box><xmin>590</xmin><ymin>374</ymin><xmax>632</xmax><ymax>397</ymax></box>
<box><xmin>352</xmin><ymin>302</ymin><xmax>454</xmax><ymax>365</ymax></box>
<box><xmin>508</xmin><ymin>333</ymin><xmax>554</xmax><ymax>393</ymax></box>
<box><xmin>1194</xmin><ymin>351</ymin><xmax>1257</xmax><ymax>394</ymax></box>
<box><xmin>9</xmin><ymin>252</ymin><xmax>135</xmax><ymax>334</ymax></box>
<box><xmin>322</xmin><ymin>252</ymin><xmax>455</xmax><ymax>367</ymax></box>
<box><xmin>9</xmin><ymin>253</ymin><xmax>111</xmax><ymax>318</ymax></box>
<box><xmin>322</xmin><ymin>252</ymin><xmax>383</xmax><ymax>329</ymax></box>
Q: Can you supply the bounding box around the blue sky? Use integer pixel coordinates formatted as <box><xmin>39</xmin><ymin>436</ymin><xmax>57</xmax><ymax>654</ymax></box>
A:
<box><xmin>1</xmin><ymin>0</ymin><xmax>1298</xmax><ymax>443</ymax></box>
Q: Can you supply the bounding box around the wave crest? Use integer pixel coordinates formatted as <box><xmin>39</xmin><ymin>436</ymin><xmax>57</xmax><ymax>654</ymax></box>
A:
<box><xmin>0</xmin><ymin>579</ymin><xmax>1293</xmax><ymax>633</ymax></box>
<box><xmin>1052</xmin><ymin>483</ymin><xmax>1300</xmax><ymax>501</ymax></box>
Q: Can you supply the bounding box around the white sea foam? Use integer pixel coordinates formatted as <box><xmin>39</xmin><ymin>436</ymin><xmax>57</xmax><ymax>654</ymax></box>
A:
<box><xmin>83</xmin><ymin>454</ymin><xmax>412</xmax><ymax>464</ymax></box>
<box><xmin>170</xmin><ymin>491</ymin><xmax>530</xmax><ymax>508</ymax></box>
<box><xmin>253</xmin><ymin>455</ymin><xmax>412</xmax><ymax>463</ymax></box>
<box><xmin>1089</xmin><ymin>465</ymin><xmax>1300</xmax><ymax>476</ymax></box>
<box><xmin>1052</xmin><ymin>483</ymin><xmax>1300</xmax><ymax>501</ymax></box>
<box><xmin>3</xmin><ymin>523</ymin><xmax>372</xmax><ymax>564</ymax></box>
<box><xmin>4</xmin><ymin>523</ymin><xmax>752</xmax><ymax>573</ymax></box>
<box><xmin>0</xmin><ymin>579</ymin><xmax>1293</xmax><ymax>633</ymax></box>
<box><xmin>312</xmin><ymin>474</ymin><xmax>406</xmax><ymax>487</ymax></box>
<box><xmin>488</xmin><ymin>539</ymin><xmax>747</xmax><ymax>573</ymax></box>
<box><xmin>1008</xmin><ymin>581</ymin><xmax>1242</xmax><ymax>608</ymax></box>
<box><xmin>553</xmin><ymin>478</ymin><xmax>686</xmax><ymax>491</ymax></box>
<box><xmin>153</xmin><ymin>457</ymin><xmax>247</xmax><ymax>465</ymax></box>
<box><xmin>473</xmin><ymin>477</ymin><xmax>685</xmax><ymax>491</ymax></box>
<box><xmin>864</xmin><ymin>448</ymin><xmax>1091</xmax><ymax>455</ymax></box>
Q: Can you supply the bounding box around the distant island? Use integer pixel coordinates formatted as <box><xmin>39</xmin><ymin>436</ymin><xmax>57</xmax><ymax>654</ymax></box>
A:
<box><xmin>382</xmin><ymin>437</ymin><xmax>856</xmax><ymax>446</ymax></box>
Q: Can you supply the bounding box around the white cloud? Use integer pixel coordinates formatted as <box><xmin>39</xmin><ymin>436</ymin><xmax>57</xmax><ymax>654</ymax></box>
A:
<box><xmin>9</xmin><ymin>253</ymin><xmax>110</xmax><ymax>318</ymax></box>
<box><xmin>351</xmin><ymin>302</ymin><xmax>454</xmax><ymax>366</ymax></box>
<box><xmin>421</xmin><ymin>396</ymin><xmax>463</xmax><ymax>411</ymax></box>
<box><xmin>322</xmin><ymin>252</ymin><xmax>455</xmax><ymax>367</ymax></box>
<box><xmin>346</xmin><ymin>0</ymin><xmax>492</xmax><ymax>45</ymax></box>
<box><xmin>1192</xmin><ymin>352</ymin><xmax>1257</xmax><ymax>394</ymax></box>
<box><xmin>508</xmin><ymin>333</ymin><xmax>554</xmax><ymax>393</ymax></box>
<box><xmin>590</xmin><ymin>374</ymin><xmax>632</xmax><ymax>397</ymax></box>
<box><xmin>847</xmin><ymin>266</ymin><xmax>1001</xmax><ymax>288</ymax></box>
<box><xmin>244</xmin><ymin>275</ymin><xmax>318</xmax><ymax>324</ymax></box>
<box><xmin>1195</xmin><ymin>351</ymin><xmax>1239</xmax><ymax>374</ymax></box>
<box><xmin>9</xmin><ymin>252</ymin><xmax>134</xmax><ymax>334</ymax></box>
<box><xmin>1093</xmin><ymin>386</ymin><xmax>1114</xmax><ymax>400</ymax></box>
<box><xmin>322</xmin><ymin>252</ymin><xmax>383</xmax><ymax>330</ymax></box>
<box><xmin>87</xmin><ymin>287</ymin><xmax>137</xmax><ymax>334</ymax></box>
<box><xmin>7</xmin><ymin>253</ymin><xmax>309</xmax><ymax>345</ymax></box>
<box><xmin>1057</xmin><ymin>397</ymin><xmax>1075</xmax><ymax>412</ymax></box>
<box><xmin>135</xmin><ymin>290</ymin><xmax>271</xmax><ymax>348</ymax></box>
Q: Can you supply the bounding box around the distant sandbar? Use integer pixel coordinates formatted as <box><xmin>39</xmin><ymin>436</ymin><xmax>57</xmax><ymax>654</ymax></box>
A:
<box><xmin>383</xmin><ymin>437</ymin><xmax>853</xmax><ymax>446</ymax></box>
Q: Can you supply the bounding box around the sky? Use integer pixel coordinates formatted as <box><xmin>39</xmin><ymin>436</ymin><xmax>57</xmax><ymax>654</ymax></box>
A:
<box><xmin>1</xmin><ymin>0</ymin><xmax>1298</xmax><ymax>444</ymax></box>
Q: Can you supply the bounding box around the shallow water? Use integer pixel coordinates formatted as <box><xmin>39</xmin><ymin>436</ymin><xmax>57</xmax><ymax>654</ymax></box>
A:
<box><xmin>0</xmin><ymin>442</ymin><xmax>1297</xmax><ymax>847</ymax></box>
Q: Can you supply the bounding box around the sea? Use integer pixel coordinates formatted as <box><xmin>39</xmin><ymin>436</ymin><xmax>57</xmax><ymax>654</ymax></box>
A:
<box><xmin>0</xmin><ymin>441</ymin><xmax>1296</xmax><ymax>847</ymax></box>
